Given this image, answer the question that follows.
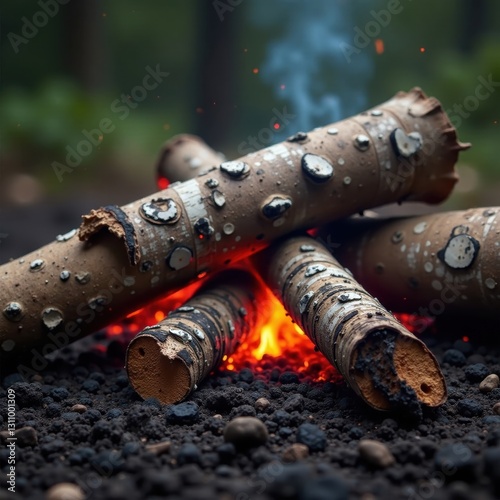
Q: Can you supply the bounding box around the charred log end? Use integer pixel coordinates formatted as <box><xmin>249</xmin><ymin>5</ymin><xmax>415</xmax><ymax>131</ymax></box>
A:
<box><xmin>393</xmin><ymin>335</ymin><xmax>447</xmax><ymax>408</ymax></box>
<box><xmin>351</xmin><ymin>327</ymin><xmax>447</xmax><ymax>412</ymax></box>
<box><xmin>126</xmin><ymin>334</ymin><xmax>192</xmax><ymax>405</ymax></box>
<box><xmin>350</xmin><ymin>369</ymin><xmax>392</xmax><ymax>411</ymax></box>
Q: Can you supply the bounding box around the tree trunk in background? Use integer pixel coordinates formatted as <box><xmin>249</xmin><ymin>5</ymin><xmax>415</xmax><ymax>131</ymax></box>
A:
<box><xmin>194</xmin><ymin>1</ymin><xmax>238</xmax><ymax>149</ymax></box>
<box><xmin>62</xmin><ymin>0</ymin><xmax>109</xmax><ymax>92</ymax></box>
<box><xmin>458</xmin><ymin>0</ymin><xmax>487</xmax><ymax>53</ymax></box>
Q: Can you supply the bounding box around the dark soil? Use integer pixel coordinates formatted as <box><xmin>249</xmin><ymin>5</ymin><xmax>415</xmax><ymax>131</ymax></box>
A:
<box><xmin>0</xmin><ymin>327</ymin><xmax>499</xmax><ymax>500</ymax></box>
<box><xmin>1</xmin><ymin>204</ymin><xmax>500</xmax><ymax>500</ymax></box>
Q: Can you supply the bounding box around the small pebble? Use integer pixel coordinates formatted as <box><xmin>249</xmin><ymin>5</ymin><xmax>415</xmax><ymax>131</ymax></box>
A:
<box><xmin>45</xmin><ymin>483</ymin><xmax>85</xmax><ymax>500</ymax></box>
<box><xmin>279</xmin><ymin>371</ymin><xmax>300</xmax><ymax>384</ymax></box>
<box><xmin>464</xmin><ymin>363</ymin><xmax>490</xmax><ymax>383</ymax></box>
<box><xmin>223</xmin><ymin>416</ymin><xmax>268</xmax><ymax>448</ymax></box>
<box><xmin>457</xmin><ymin>398</ymin><xmax>483</xmax><ymax>417</ymax></box>
<box><xmin>15</xmin><ymin>426</ymin><xmax>38</xmax><ymax>447</ymax></box>
<box><xmin>81</xmin><ymin>379</ymin><xmax>100</xmax><ymax>393</ymax></box>
<box><xmin>255</xmin><ymin>397</ymin><xmax>271</xmax><ymax>412</ymax></box>
<box><xmin>145</xmin><ymin>440</ymin><xmax>171</xmax><ymax>456</ymax></box>
<box><xmin>176</xmin><ymin>443</ymin><xmax>202</xmax><ymax>465</ymax></box>
<box><xmin>166</xmin><ymin>401</ymin><xmax>200</xmax><ymax>424</ymax></box>
<box><xmin>283</xmin><ymin>394</ymin><xmax>304</xmax><ymax>412</ymax></box>
<box><xmin>296</xmin><ymin>423</ymin><xmax>327</xmax><ymax>452</ymax></box>
<box><xmin>70</xmin><ymin>404</ymin><xmax>87</xmax><ymax>414</ymax></box>
<box><xmin>358</xmin><ymin>439</ymin><xmax>395</xmax><ymax>468</ymax></box>
<box><xmin>493</xmin><ymin>402</ymin><xmax>500</xmax><ymax>415</ymax></box>
<box><xmin>50</xmin><ymin>387</ymin><xmax>69</xmax><ymax>401</ymax></box>
<box><xmin>480</xmin><ymin>374</ymin><xmax>500</xmax><ymax>393</ymax></box>
<box><xmin>443</xmin><ymin>349</ymin><xmax>467</xmax><ymax>367</ymax></box>
<box><xmin>282</xmin><ymin>443</ymin><xmax>309</xmax><ymax>463</ymax></box>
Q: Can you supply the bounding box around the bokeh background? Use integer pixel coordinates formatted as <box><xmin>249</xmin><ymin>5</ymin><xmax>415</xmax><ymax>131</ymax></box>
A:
<box><xmin>1</xmin><ymin>0</ymin><xmax>499</xmax><ymax>261</ymax></box>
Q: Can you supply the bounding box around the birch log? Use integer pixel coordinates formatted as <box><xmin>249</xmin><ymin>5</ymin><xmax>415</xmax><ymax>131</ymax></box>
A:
<box><xmin>318</xmin><ymin>208</ymin><xmax>500</xmax><ymax>321</ymax></box>
<box><xmin>0</xmin><ymin>88</ymin><xmax>468</xmax><ymax>370</ymax></box>
<box><xmin>156</xmin><ymin>134</ymin><xmax>225</xmax><ymax>185</ymax></box>
<box><xmin>258</xmin><ymin>235</ymin><xmax>447</xmax><ymax>412</ymax></box>
<box><xmin>126</xmin><ymin>269</ymin><xmax>266</xmax><ymax>404</ymax></box>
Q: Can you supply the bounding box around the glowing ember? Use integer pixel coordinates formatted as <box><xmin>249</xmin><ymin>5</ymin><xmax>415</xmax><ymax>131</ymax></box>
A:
<box><xmin>375</xmin><ymin>38</ymin><xmax>384</xmax><ymax>55</ymax></box>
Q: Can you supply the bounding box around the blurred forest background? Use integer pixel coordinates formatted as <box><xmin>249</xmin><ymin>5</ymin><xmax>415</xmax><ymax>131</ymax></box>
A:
<box><xmin>1</xmin><ymin>0</ymin><xmax>499</xmax><ymax>260</ymax></box>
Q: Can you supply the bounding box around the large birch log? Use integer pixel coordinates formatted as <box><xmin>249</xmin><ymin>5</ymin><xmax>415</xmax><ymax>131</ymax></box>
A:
<box><xmin>0</xmin><ymin>88</ymin><xmax>468</xmax><ymax>370</ymax></box>
<box><xmin>257</xmin><ymin>235</ymin><xmax>447</xmax><ymax>413</ymax></box>
<box><xmin>318</xmin><ymin>208</ymin><xmax>500</xmax><ymax>321</ymax></box>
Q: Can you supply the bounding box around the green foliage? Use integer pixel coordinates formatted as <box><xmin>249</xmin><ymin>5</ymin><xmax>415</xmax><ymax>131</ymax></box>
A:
<box><xmin>1</xmin><ymin>0</ymin><xmax>499</xmax><ymax>197</ymax></box>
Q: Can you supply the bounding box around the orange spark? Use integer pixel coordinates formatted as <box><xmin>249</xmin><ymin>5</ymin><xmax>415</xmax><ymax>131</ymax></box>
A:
<box><xmin>375</xmin><ymin>39</ymin><xmax>384</xmax><ymax>55</ymax></box>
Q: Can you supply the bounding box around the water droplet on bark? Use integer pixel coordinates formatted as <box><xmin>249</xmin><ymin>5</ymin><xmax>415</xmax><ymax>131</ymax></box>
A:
<box><xmin>390</xmin><ymin>128</ymin><xmax>423</xmax><ymax>157</ymax></box>
<box><xmin>60</xmin><ymin>270</ymin><xmax>71</xmax><ymax>281</ymax></box>
<box><xmin>354</xmin><ymin>134</ymin><xmax>371</xmax><ymax>151</ymax></box>
<box><xmin>75</xmin><ymin>272</ymin><xmax>91</xmax><ymax>284</ymax></box>
<box><xmin>220</xmin><ymin>161</ymin><xmax>250</xmax><ymax>179</ymax></box>
<box><xmin>167</xmin><ymin>246</ymin><xmax>193</xmax><ymax>270</ymax></box>
<box><xmin>30</xmin><ymin>259</ymin><xmax>45</xmax><ymax>271</ymax></box>
<box><xmin>3</xmin><ymin>302</ymin><xmax>23</xmax><ymax>321</ymax></box>
<box><xmin>301</xmin><ymin>154</ymin><xmax>334</xmax><ymax>183</ymax></box>
<box><xmin>212</xmin><ymin>190</ymin><xmax>226</xmax><ymax>208</ymax></box>
<box><xmin>261</xmin><ymin>196</ymin><xmax>292</xmax><ymax>220</ymax></box>
<box><xmin>438</xmin><ymin>233</ymin><xmax>480</xmax><ymax>269</ymax></box>
<box><xmin>42</xmin><ymin>307</ymin><xmax>63</xmax><ymax>330</ymax></box>
<box><xmin>287</xmin><ymin>132</ymin><xmax>308</xmax><ymax>142</ymax></box>
<box><xmin>194</xmin><ymin>217</ymin><xmax>214</xmax><ymax>238</ymax></box>
<box><xmin>140</xmin><ymin>198</ymin><xmax>180</xmax><ymax>224</ymax></box>
<box><xmin>56</xmin><ymin>228</ymin><xmax>77</xmax><ymax>242</ymax></box>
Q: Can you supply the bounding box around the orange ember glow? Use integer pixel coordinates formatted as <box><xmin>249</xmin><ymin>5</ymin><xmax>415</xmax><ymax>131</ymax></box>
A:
<box><xmin>104</xmin><ymin>274</ymin><xmax>433</xmax><ymax>384</ymax></box>
<box><xmin>374</xmin><ymin>38</ymin><xmax>384</xmax><ymax>55</ymax></box>
<box><xmin>420</xmin><ymin>47</ymin><xmax>426</xmax><ymax>53</ymax></box>
<box><xmin>252</xmin><ymin>68</ymin><xmax>259</xmax><ymax>74</ymax></box>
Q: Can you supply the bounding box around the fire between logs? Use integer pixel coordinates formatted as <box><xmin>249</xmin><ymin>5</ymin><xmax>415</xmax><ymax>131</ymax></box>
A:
<box><xmin>257</xmin><ymin>235</ymin><xmax>447</xmax><ymax>413</ymax></box>
<box><xmin>126</xmin><ymin>269</ymin><xmax>268</xmax><ymax>404</ymax></box>
<box><xmin>0</xmin><ymin>87</ymin><xmax>468</xmax><ymax>371</ymax></box>
<box><xmin>126</xmin><ymin>128</ymin><xmax>446</xmax><ymax>411</ymax></box>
